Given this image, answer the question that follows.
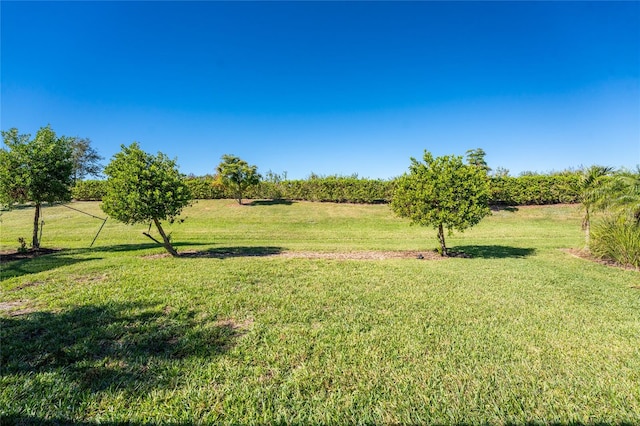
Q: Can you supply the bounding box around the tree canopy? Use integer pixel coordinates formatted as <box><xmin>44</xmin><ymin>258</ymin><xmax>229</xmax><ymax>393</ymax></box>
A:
<box><xmin>391</xmin><ymin>150</ymin><xmax>491</xmax><ymax>256</ymax></box>
<box><xmin>0</xmin><ymin>125</ymin><xmax>74</xmax><ymax>248</ymax></box>
<box><xmin>465</xmin><ymin>148</ymin><xmax>490</xmax><ymax>173</ymax></box>
<box><xmin>216</xmin><ymin>154</ymin><xmax>261</xmax><ymax>204</ymax></box>
<box><xmin>101</xmin><ymin>143</ymin><xmax>192</xmax><ymax>257</ymax></box>
<box><xmin>70</xmin><ymin>137</ymin><xmax>103</xmax><ymax>184</ymax></box>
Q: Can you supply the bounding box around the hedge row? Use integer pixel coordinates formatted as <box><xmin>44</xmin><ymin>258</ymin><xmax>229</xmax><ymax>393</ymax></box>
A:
<box><xmin>72</xmin><ymin>175</ymin><xmax>580</xmax><ymax>205</ymax></box>
<box><xmin>490</xmin><ymin>175</ymin><xmax>580</xmax><ymax>205</ymax></box>
<box><xmin>263</xmin><ymin>177</ymin><xmax>395</xmax><ymax>204</ymax></box>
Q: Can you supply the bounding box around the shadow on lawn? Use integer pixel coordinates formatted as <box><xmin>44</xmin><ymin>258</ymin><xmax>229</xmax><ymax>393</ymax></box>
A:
<box><xmin>0</xmin><ymin>251</ymin><xmax>101</xmax><ymax>281</ymax></box>
<box><xmin>452</xmin><ymin>245</ymin><xmax>536</xmax><ymax>259</ymax></box>
<box><xmin>89</xmin><ymin>242</ymin><xmax>210</xmax><ymax>253</ymax></box>
<box><xmin>93</xmin><ymin>243</ymin><xmax>284</xmax><ymax>259</ymax></box>
<box><xmin>180</xmin><ymin>246</ymin><xmax>283</xmax><ymax>259</ymax></box>
<box><xmin>248</xmin><ymin>199</ymin><xmax>295</xmax><ymax>206</ymax></box>
<box><xmin>0</xmin><ymin>302</ymin><xmax>245</xmax><ymax>395</ymax></box>
<box><xmin>490</xmin><ymin>204</ymin><xmax>520</xmax><ymax>212</ymax></box>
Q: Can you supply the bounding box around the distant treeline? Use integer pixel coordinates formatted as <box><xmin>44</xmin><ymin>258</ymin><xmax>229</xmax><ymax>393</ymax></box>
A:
<box><xmin>72</xmin><ymin>173</ymin><xmax>581</xmax><ymax>206</ymax></box>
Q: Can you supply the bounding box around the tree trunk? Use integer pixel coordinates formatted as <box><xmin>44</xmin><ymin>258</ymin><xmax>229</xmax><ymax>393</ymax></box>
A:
<box><xmin>437</xmin><ymin>223</ymin><xmax>448</xmax><ymax>257</ymax></box>
<box><xmin>32</xmin><ymin>203</ymin><xmax>41</xmax><ymax>249</ymax></box>
<box><xmin>153</xmin><ymin>217</ymin><xmax>179</xmax><ymax>257</ymax></box>
<box><xmin>584</xmin><ymin>219</ymin><xmax>590</xmax><ymax>248</ymax></box>
<box><xmin>582</xmin><ymin>208</ymin><xmax>590</xmax><ymax>247</ymax></box>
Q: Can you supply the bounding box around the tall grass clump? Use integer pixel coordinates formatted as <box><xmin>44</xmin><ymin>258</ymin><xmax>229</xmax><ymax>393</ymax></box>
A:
<box><xmin>587</xmin><ymin>167</ymin><xmax>640</xmax><ymax>269</ymax></box>
<box><xmin>590</xmin><ymin>216</ymin><xmax>640</xmax><ymax>269</ymax></box>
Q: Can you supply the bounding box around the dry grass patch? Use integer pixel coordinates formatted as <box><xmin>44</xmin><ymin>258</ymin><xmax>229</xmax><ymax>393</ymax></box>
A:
<box><xmin>0</xmin><ymin>300</ymin><xmax>38</xmax><ymax>316</ymax></box>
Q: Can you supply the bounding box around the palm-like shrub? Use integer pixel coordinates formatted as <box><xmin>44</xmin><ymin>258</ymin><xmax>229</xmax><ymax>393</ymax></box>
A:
<box><xmin>575</xmin><ymin>165</ymin><xmax>614</xmax><ymax>246</ymax></box>
<box><xmin>613</xmin><ymin>167</ymin><xmax>640</xmax><ymax>224</ymax></box>
<box><xmin>589</xmin><ymin>167</ymin><xmax>640</xmax><ymax>269</ymax></box>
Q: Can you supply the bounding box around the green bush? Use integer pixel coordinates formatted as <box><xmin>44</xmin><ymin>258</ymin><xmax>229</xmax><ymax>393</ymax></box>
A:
<box><xmin>273</xmin><ymin>176</ymin><xmax>394</xmax><ymax>203</ymax></box>
<box><xmin>590</xmin><ymin>216</ymin><xmax>640</xmax><ymax>269</ymax></box>
<box><xmin>489</xmin><ymin>175</ymin><xmax>580</xmax><ymax>205</ymax></box>
<box><xmin>184</xmin><ymin>177</ymin><xmax>229</xmax><ymax>200</ymax></box>
<box><xmin>72</xmin><ymin>180</ymin><xmax>107</xmax><ymax>201</ymax></box>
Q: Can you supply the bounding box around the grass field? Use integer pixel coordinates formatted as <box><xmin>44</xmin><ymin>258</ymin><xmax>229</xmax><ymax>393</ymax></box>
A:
<box><xmin>1</xmin><ymin>200</ymin><xmax>639</xmax><ymax>425</ymax></box>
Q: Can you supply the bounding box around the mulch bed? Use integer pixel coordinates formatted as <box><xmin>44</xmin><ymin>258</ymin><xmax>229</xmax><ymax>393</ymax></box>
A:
<box><xmin>563</xmin><ymin>248</ymin><xmax>639</xmax><ymax>273</ymax></box>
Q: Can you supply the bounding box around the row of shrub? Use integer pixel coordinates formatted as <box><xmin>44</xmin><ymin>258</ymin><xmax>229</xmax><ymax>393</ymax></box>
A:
<box><xmin>260</xmin><ymin>176</ymin><xmax>396</xmax><ymax>204</ymax></box>
<box><xmin>73</xmin><ymin>174</ymin><xmax>581</xmax><ymax>205</ymax></box>
<box><xmin>490</xmin><ymin>175</ymin><xmax>580</xmax><ymax>205</ymax></box>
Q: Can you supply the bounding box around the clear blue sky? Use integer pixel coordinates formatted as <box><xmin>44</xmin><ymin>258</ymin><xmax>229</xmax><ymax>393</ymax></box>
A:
<box><xmin>2</xmin><ymin>1</ymin><xmax>639</xmax><ymax>179</ymax></box>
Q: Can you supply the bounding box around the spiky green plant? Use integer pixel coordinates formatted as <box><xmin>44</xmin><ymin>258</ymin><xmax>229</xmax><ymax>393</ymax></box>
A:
<box><xmin>591</xmin><ymin>214</ymin><xmax>640</xmax><ymax>269</ymax></box>
<box><xmin>575</xmin><ymin>165</ymin><xmax>614</xmax><ymax>247</ymax></box>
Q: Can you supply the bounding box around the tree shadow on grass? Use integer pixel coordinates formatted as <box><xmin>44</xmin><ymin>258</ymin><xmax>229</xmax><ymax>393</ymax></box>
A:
<box><xmin>0</xmin><ymin>250</ymin><xmax>101</xmax><ymax>282</ymax></box>
<box><xmin>90</xmin><ymin>243</ymin><xmax>283</xmax><ymax>259</ymax></box>
<box><xmin>179</xmin><ymin>246</ymin><xmax>283</xmax><ymax>259</ymax></box>
<box><xmin>248</xmin><ymin>199</ymin><xmax>295</xmax><ymax>206</ymax></box>
<box><xmin>491</xmin><ymin>204</ymin><xmax>519</xmax><ymax>212</ymax></box>
<box><xmin>1</xmin><ymin>302</ymin><xmax>245</xmax><ymax>396</ymax></box>
<box><xmin>451</xmin><ymin>245</ymin><xmax>536</xmax><ymax>259</ymax></box>
<box><xmin>89</xmin><ymin>242</ymin><xmax>210</xmax><ymax>254</ymax></box>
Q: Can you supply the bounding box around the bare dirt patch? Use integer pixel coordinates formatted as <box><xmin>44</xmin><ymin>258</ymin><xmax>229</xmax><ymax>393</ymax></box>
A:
<box><xmin>145</xmin><ymin>249</ymin><xmax>447</xmax><ymax>261</ymax></box>
<box><xmin>0</xmin><ymin>300</ymin><xmax>37</xmax><ymax>316</ymax></box>
<box><xmin>563</xmin><ymin>248</ymin><xmax>639</xmax><ymax>273</ymax></box>
<box><xmin>278</xmin><ymin>250</ymin><xmax>445</xmax><ymax>260</ymax></box>
<box><xmin>215</xmin><ymin>318</ymin><xmax>254</xmax><ymax>331</ymax></box>
<box><xmin>6</xmin><ymin>281</ymin><xmax>47</xmax><ymax>292</ymax></box>
<box><xmin>72</xmin><ymin>273</ymin><xmax>109</xmax><ymax>285</ymax></box>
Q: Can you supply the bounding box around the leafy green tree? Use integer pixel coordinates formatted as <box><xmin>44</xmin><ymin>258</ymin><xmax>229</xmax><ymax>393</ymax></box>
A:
<box><xmin>465</xmin><ymin>148</ymin><xmax>490</xmax><ymax>173</ymax></box>
<box><xmin>391</xmin><ymin>150</ymin><xmax>491</xmax><ymax>256</ymax></box>
<box><xmin>575</xmin><ymin>165</ymin><xmax>614</xmax><ymax>246</ymax></box>
<box><xmin>216</xmin><ymin>154</ymin><xmax>261</xmax><ymax>205</ymax></box>
<box><xmin>70</xmin><ymin>137</ymin><xmax>103</xmax><ymax>184</ymax></box>
<box><xmin>101</xmin><ymin>143</ymin><xmax>192</xmax><ymax>257</ymax></box>
<box><xmin>0</xmin><ymin>126</ymin><xmax>73</xmax><ymax>249</ymax></box>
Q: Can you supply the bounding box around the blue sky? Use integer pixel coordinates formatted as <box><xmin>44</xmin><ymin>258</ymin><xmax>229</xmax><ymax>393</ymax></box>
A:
<box><xmin>2</xmin><ymin>1</ymin><xmax>639</xmax><ymax>179</ymax></box>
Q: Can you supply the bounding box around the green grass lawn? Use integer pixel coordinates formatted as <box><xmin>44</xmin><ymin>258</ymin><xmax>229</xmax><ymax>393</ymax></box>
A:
<box><xmin>1</xmin><ymin>200</ymin><xmax>638</xmax><ymax>425</ymax></box>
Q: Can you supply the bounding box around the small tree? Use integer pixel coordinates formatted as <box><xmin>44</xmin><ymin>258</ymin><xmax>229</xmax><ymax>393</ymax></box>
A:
<box><xmin>70</xmin><ymin>137</ymin><xmax>103</xmax><ymax>184</ymax></box>
<box><xmin>0</xmin><ymin>126</ymin><xmax>73</xmax><ymax>249</ymax></box>
<box><xmin>101</xmin><ymin>143</ymin><xmax>192</xmax><ymax>257</ymax></box>
<box><xmin>216</xmin><ymin>154</ymin><xmax>261</xmax><ymax>204</ymax></box>
<box><xmin>575</xmin><ymin>165</ymin><xmax>614</xmax><ymax>246</ymax></box>
<box><xmin>465</xmin><ymin>148</ymin><xmax>490</xmax><ymax>173</ymax></box>
<box><xmin>391</xmin><ymin>150</ymin><xmax>491</xmax><ymax>256</ymax></box>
